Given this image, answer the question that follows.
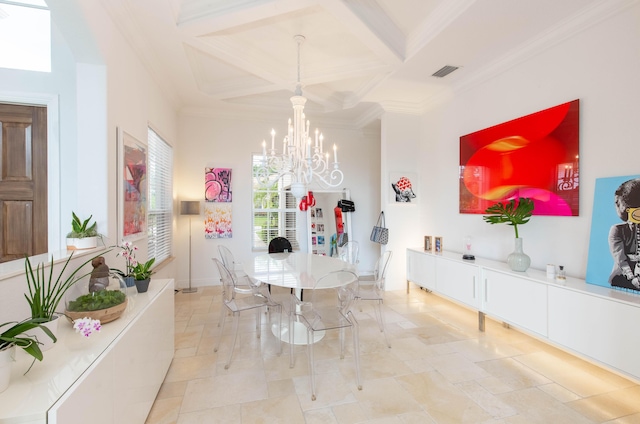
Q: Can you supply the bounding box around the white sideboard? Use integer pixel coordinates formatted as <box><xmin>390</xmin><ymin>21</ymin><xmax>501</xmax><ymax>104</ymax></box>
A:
<box><xmin>406</xmin><ymin>248</ymin><xmax>640</xmax><ymax>382</ymax></box>
<box><xmin>0</xmin><ymin>278</ymin><xmax>175</xmax><ymax>424</ymax></box>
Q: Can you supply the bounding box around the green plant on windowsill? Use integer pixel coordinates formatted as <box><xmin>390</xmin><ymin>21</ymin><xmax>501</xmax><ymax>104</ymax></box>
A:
<box><xmin>66</xmin><ymin>212</ymin><xmax>99</xmax><ymax>239</ymax></box>
<box><xmin>482</xmin><ymin>197</ymin><xmax>534</xmax><ymax>238</ymax></box>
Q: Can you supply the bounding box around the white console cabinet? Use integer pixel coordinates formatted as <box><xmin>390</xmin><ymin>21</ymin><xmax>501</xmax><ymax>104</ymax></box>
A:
<box><xmin>436</xmin><ymin>257</ymin><xmax>480</xmax><ymax>310</ymax></box>
<box><xmin>0</xmin><ymin>279</ymin><xmax>175</xmax><ymax>424</ymax></box>
<box><xmin>406</xmin><ymin>248</ymin><xmax>640</xmax><ymax>382</ymax></box>
<box><xmin>482</xmin><ymin>268</ymin><xmax>548</xmax><ymax>337</ymax></box>
<box><xmin>406</xmin><ymin>249</ymin><xmax>435</xmax><ymax>292</ymax></box>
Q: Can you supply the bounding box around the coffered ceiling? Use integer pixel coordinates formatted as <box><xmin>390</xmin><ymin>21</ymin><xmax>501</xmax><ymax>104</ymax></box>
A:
<box><xmin>100</xmin><ymin>0</ymin><xmax>612</xmax><ymax>127</ymax></box>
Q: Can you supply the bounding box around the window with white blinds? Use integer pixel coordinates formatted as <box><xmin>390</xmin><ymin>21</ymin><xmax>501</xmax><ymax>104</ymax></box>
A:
<box><xmin>147</xmin><ymin>127</ymin><xmax>173</xmax><ymax>264</ymax></box>
<box><xmin>251</xmin><ymin>154</ymin><xmax>298</xmax><ymax>251</ymax></box>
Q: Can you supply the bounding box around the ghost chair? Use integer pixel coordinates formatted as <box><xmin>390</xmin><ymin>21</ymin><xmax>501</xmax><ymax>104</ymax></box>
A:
<box><xmin>291</xmin><ymin>270</ymin><xmax>361</xmax><ymax>401</ymax></box>
<box><xmin>338</xmin><ymin>241</ymin><xmax>360</xmax><ymax>265</ymax></box>
<box><xmin>212</xmin><ymin>258</ymin><xmax>282</xmax><ymax>369</ymax></box>
<box><xmin>217</xmin><ymin>245</ymin><xmax>269</xmax><ymax>329</ymax></box>
<box><xmin>355</xmin><ymin>250</ymin><xmax>393</xmax><ymax>348</ymax></box>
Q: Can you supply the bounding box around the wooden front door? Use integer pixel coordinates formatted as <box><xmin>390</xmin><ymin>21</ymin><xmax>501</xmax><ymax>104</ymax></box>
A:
<box><xmin>0</xmin><ymin>103</ymin><xmax>47</xmax><ymax>262</ymax></box>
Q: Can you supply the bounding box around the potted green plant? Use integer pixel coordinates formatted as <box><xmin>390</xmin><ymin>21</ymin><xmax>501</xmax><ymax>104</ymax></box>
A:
<box><xmin>483</xmin><ymin>197</ymin><xmax>535</xmax><ymax>271</ymax></box>
<box><xmin>1</xmin><ymin>318</ymin><xmax>56</xmax><ymax>392</ymax></box>
<box><xmin>131</xmin><ymin>257</ymin><xmax>155</xmax><ymax>293</ymax></box>
<box><xmin>66</xmin><ymin>212</ymin><xmax>100</xmax><ymax>250</ymax></box>
<box><xmin>24</xmin><ymin>252</ymin><xmax>99</xmax><ymax>349</ymax></box>
<box><xmin>65</xmin><ymin>284</ymin><xmax>128</xmax><ymax>324</ymax></box>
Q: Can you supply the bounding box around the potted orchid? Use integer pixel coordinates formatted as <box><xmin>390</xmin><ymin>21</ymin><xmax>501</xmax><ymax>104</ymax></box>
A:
<box><xmin>113</xmin><ymin>241</ymin><xmax>138</xmax><ymax>287</ymax></box>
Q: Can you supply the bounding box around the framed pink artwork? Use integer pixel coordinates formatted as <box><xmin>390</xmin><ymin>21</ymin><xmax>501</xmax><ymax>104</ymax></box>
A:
<box><xmin>459</xmin><ymin>99</ymin><xmax>580</xmax><ymax>216</ymax></box>
<box><xmin>118</xmin><ymin>128</ymin><xmax>147</xmax><ymax>241</ymax></box>
<box><xmin>205</xmin><ymin>167</ymin><xmax>232</xmax><ymax>202</ymax></box>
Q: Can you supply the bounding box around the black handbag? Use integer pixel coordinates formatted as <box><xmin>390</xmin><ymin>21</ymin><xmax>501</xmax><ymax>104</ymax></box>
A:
<box><xmin>370</xmin><ymin>211</ymin><xmax>389</xmax><ymax>244</ymax></box>
<box><xmin>338</xmin><ymin>199</ymin><xmax>355</xmax><ymax>212</ymax></box>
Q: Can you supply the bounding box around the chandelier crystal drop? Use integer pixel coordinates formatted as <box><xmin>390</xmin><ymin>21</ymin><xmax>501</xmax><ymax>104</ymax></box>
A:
<box><xmin>254</xmin><ymin>35</ymin><xmax>344</xmax><ymax>200</ymax></box>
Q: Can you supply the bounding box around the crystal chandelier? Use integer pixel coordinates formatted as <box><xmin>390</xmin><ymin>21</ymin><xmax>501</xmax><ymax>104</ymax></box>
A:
<box><xmin>254</xmin><ymin>35</ymin><xmax>344</xmax><ymax>200</ymax></box>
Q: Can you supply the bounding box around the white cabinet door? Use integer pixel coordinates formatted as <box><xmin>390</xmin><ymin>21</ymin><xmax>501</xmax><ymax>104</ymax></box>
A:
<box><xmin>406</xmin><ymin>249</ymin><xmax>436</xmax><ymax>290</ymax></box>
<box><xmin>548</xmin><ymin>286</ymin><xmax>640</xmax><ymax>381</ymax></box>
<box><xmin>436</xmin><ymin>257</ymin><xmax>480</xmax><ymax>308</ymax></box>
<box><xmin>482</xmin><ymin>269</ymin><xmax>548</xmax><ymax>337</ymax></box>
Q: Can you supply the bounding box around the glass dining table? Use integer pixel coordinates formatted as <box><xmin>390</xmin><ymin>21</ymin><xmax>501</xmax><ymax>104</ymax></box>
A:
<box><xmin>244</xmin><ymin>252</ymin><xmax>355</xmax><ymax>344</ymax></box>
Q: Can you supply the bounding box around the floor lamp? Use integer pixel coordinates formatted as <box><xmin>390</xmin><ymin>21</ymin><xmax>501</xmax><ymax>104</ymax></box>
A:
<box><xmin>180</xmin><ymin>200</ymin><xmax>200</xmax><ymax>293</ymax></box>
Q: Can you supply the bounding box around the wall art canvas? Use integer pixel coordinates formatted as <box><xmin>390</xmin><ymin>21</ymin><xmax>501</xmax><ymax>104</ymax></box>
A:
<box><xmin>205</xmin><ymin>167</ymin><xmax>232</xmax><ymax>202</ymax></box>
<box><xmin>204</xmin><ymin>203</ymin><xmax>232</xmax><ymax>239</ymax></box>
<box><xmin>118</xmin><ymin>128</ymin><xmax>147</xmax><ymax>240</ymax></box>
<box><xmin>390</xmin><ymin>172</ymin><xmax>418</xmax><ymax>203</ymax></box>
<box><xmin>586</xmin><ymin>175</ymin><xmax>640</xmax><ymax>292</ymax></box>
<box><xmin>460</xmin><ymin>99</ymin><xmax>580</xmax><ymax>216</ymax></box>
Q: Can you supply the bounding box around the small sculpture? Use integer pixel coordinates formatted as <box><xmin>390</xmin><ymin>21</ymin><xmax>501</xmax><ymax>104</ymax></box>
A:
<box><xmin>89</xmin><ymin>256</ymin><xmax>110</xmax><ymax>292</ymax></box>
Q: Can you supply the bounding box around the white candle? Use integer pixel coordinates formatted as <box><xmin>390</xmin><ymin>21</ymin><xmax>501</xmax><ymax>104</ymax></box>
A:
<box><xmin>315</xmin><ymin>128</ymin><xmax>319</xmax><ymax>147</ymax></box>
<box><xmin>306</xmin><ymin>137</ymin><xmax>311</xmax><ymax>158</ymax></box>
<box><xmin>333</xmin><ymin>144</ymin><xmax>337</xmax><ymax>163</ymax></box>
<box><xmin>262</xmin><ymin>140</ymin><xmax>266</xmax><ymax>157</ymax></box>
<box><xmin>283</xmin><ymin>137</ymin><xmax>287</xmax><ymax>154</ymax></box>
<box><xmin>319</xmin><ymin>133</ymin><xmax>324</xmax><ymax>153</ymax></box>
<box><xmin>270</xmin><ymin>129</ymin><xmax>275</xmax><ymax>151</ymax></box>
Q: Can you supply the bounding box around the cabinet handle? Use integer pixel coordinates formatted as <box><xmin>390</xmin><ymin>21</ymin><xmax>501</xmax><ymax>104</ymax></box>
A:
<box><xmin>484</xmin><ymin>279</ymin><xmax>488</xmax><ymax>302</ymax></box>
<box><xmin>473</xmin><ymin>276</ymin><xmax>476</xmax><ymax>298</ymax></box>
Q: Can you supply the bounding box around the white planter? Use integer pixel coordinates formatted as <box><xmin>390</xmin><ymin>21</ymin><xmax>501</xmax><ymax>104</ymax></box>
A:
<box><xmin>66</xmin><ymin>236</ymin><xmax>98</xmax><ymax>250</ymax></box>
<box><xmin>28</xmin><ymin>316</ymin><xmax>59</xmax><ymax>351</ymax></box>
<box><xmin>0</xmin><ymin>346</ymin><xmax>15</xmax><ymax>393</ymax></box>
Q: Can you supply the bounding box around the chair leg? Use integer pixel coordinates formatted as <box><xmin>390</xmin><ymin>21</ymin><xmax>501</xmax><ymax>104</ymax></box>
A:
<box><xmin>217</xmin><ymin>305</ymin><xmax>226</xmax><ymax>327</ymax></box>
<box><xmin>225</xmin><ymin>311</ymin><xmax>241</xmax><ymax>369</ymax></box>
<box><xmin>374</xmin><ymin>300</ymin><xmax>391</xmax><ymax>348</ymax></box>
<box><xmin>352</xmin><ymin>320</ymin><xmax>362</xmax><ymax>391</ymax></box>
<box><xmin>307</xmin><ymin>328</ymin><xmax>316</xmax><ymax>401</ymax></box>
<box><xmin>255</xmin><ymin>308</ymin><xmax>261</xmax><ymax>338</ymax></box>
<box><xmin>214</xmin><ymin>306</ymin><xmax>228</xmax><ymax>353</ymax></box>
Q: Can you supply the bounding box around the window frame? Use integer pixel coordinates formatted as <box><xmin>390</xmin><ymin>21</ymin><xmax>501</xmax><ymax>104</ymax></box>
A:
<box><xmin>251</xmin><ymin>153</ymin><xmax>298</xmax><ymax>251</ymax></box>
<box><xmin>147</xmin><ymin>126</ymin><xmax>173</xmax><ymax>265</ymax></box>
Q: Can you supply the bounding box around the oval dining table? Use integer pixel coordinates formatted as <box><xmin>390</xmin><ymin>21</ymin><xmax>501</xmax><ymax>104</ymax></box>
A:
<box><xmin>244</xmin><ymin>252</ymin><xmax>355</xmax><ymax>344</ymax></box>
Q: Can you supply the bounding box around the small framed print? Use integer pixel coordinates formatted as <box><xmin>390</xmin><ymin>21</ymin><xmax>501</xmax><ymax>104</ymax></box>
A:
<box><xmin>424</xmin><ymin>236</ymin><xmax>432</xmax><ymax>252</ymax></box>
<box><xmin>434</xmin><ymin>236</ymin><xmax>443</xmax><ymax>253</ymax></box>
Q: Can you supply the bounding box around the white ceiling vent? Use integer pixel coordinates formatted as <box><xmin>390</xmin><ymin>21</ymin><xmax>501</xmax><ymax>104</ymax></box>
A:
<box><xmin>431</xmin><ymin>65</ymin><xmax>459</xmax><ymax>78</ymax></box>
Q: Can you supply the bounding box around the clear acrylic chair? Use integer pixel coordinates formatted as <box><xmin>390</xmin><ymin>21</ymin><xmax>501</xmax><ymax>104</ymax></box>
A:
<box><xmin>212</xmin><ymin>258</ymin><xmax>282</xmax><ymax>369</ymax></box>
<box><xmin>292</xmin><ymin>270</ymin><xmax>361</xmax><ymax>401</ymax></box>
<box><xmin>218</xmin><ymin>245</ymin><xmax>261</xmax><ymax>294</ymax></box>
<box><xmin>356</xmin><ymin>250</ymin><xmax>393</xmax><ymax>348</ymax></box>
<box><xmin>217</xmin><ymin>245</ymin><xmax>269</xmax><ymax>329</ymax></box>
<box><xmin>338</xmin><ymin>241</ymin><xmax>359</xmax><ymax>265</ymax></box>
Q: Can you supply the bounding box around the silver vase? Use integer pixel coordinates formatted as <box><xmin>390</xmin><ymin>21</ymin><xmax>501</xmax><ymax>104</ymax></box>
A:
<box><xmin>507</xmin><ymin>237</ymin><xmax>531</xmax><ymax>272</ymax></box>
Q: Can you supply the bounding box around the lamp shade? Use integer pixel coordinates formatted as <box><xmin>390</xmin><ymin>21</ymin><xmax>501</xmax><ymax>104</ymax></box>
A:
<box><xmin>180</xmin><ymin>201</ymin><xmax>200</xmax><ymax>216</ymax></box>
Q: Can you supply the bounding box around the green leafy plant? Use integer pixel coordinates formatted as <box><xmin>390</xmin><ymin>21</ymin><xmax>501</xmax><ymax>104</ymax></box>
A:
<box><xmin>67</xmin><ymin>290</ymin><xmax>126</xmax><ymax>312</ymax></box>
<box><xmin>0</xmin><ymin>318</ymin><xmax>56</xmax><ymax>362</ymax></box>
<box><xmin>25</xmin><ymin>252</ymin><xmax>106</xmax><ymax>321</ymax></box>
<box><xmin>66</xmin><ymin>212</ymin><xmax>98</xmax><ymax>238</ymax></box>
<box><xmin>131</xmin><ymin>257</ymin><xmax>155</xmax><ymax>281</ymax></box>
<box><xmin>482</xmin><ymin>197</ymin><xmax>535</xmax><ymax>239</ymax></box>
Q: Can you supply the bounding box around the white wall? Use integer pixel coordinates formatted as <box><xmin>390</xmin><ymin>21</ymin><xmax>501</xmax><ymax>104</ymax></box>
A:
<box><xmin>0</xmin><ymin>0</ymin><xmax>179</xmax><ymax>324</ymax></box>
<box><xmin>176</xmin><ymin>112</ymin><xmax>380</xmax><ymax>288</ymax></box>
<box><xmin>383</xmin><ymin>2</ymin><xmax>640</xmax><ymax>288</ymax></box>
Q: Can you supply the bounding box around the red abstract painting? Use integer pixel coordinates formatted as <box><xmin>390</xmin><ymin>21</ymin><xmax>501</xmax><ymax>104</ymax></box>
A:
<box><xmin>459</xmin><ymin>99</ymin><xmax>580</xmax><ymax>216</ymax></box>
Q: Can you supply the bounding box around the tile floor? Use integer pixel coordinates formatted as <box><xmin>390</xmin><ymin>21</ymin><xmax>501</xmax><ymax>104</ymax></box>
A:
<box><xmin>146</xmin><ymin>285</ymin><xmax>640</xmax><ymax>423</ymax></box>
